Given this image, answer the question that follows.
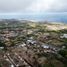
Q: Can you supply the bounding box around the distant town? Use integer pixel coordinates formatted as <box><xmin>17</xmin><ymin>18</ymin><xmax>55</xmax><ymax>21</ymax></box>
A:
<box><xmin>0</xmin><ymin>19</ymin><xmax>67</xmax><ymax>67</ymax></box>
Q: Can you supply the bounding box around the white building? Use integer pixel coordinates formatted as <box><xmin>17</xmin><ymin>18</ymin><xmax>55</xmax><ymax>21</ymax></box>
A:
<box><xmin>19</xmin><ymin>43</ymin><xmax>26</xmax><ymax>47</ymax></box>
<box><xmin>27</xmin><ymin>40</ymin><xmax>36</xmax><ymax>45</ymax></box>
<box><xmin>42</xmin><ymin>44</ymin><xmax>49</xmax><ymax>49</ymax></box>
<box><xmin>60</xmin><ymin>34</ymin><xmax>67</xmax><ymax>38</ymax></box>
<box><xmin>0</xmin><ymin>47</ymin><xmax>4</xmax><ymax>49</ymax></box>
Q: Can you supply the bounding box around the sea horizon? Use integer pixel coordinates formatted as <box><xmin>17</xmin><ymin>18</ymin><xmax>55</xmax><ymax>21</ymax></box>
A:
<box><xmin>0</xmin><ymin>12</ymin><xmax>67</xmax><ymax>23</ymax></box>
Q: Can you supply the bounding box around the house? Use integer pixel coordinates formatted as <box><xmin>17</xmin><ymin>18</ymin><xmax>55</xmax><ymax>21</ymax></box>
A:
<box><xmin>27</xmin><ymin>40</ymin><xmax>37</xmax><ymax>45</ymax></box>
<box><xmin>60</xmin><ymin>34</ymin><xmax>67</xmax><ymax>38</ymax></box>
<box><xmin>18</xmin><ymin>43</ymin><xmax>26</xmax><ymax>47</ymax></box>
<box><xmin>0</xmin><ymin>47</ymin><xmax>4</xmax><ymax>49</ymax></box>
<box><xmin>42</xmin><ymin>44</ymin><xmax>49</xmax><ymax>49</ymax></box>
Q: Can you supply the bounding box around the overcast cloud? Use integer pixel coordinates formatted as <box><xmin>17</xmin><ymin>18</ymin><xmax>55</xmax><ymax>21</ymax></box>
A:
<box><xmin>0</xmin><ymin>0</ymin><xmax>67</xmax><ymax>14</ymax></box>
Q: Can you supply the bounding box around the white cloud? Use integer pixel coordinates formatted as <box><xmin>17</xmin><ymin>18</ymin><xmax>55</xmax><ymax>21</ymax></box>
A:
<box><xmin>26</xmin><ymin>0</ymin><xmax>54</xmax><ymax>12</ymax></box>
<box><xmin>0</xmin><ymin>0</ymin><xmax>67</xmax><ymax>14</ymax></box>
<box><xmin>26</xmin><ymin>0</ymin><xmax>67</xmax><ymax>13</ymax></box>
<box><xmin>0</xmin><ymin>0</ymin><xmax>33</xmax><ymax>12</ymax></box>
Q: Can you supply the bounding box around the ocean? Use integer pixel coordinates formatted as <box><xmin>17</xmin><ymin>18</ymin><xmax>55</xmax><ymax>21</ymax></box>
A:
<box><xmin>0</xmin><ymin>12</ymin><xmax>67</xmax><ymax>23</ymax></box>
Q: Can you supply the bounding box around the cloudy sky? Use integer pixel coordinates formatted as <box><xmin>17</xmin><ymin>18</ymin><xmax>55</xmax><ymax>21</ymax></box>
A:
<box><xmin>0</xmin><ymin>0</ymin><xmax>67</xmax><ymax>15</ymax></box>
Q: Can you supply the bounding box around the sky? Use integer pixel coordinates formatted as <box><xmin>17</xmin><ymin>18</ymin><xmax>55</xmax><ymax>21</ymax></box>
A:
<box><xmin>0</xmin><ymin>0</ymin><xmax>67</xmax><ymax>14</ymax></box>
<box><xmin>0</xmin><ymin>0</ymin><xmax>67</xmax><ymax>22</ymax></box>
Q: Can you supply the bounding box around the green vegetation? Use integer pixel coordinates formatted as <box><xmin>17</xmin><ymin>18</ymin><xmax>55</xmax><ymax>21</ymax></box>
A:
<box><xmin>0</xmin><ymin>21</ymin><xmax>67</xmax><ymax>67</ymax></box>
